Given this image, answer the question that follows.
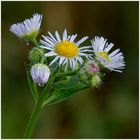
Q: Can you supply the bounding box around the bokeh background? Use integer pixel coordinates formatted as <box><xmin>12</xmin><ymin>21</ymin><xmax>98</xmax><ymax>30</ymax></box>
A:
<box><xmin>2</xmin><ymin>1</ymin><xmax>139</xmax><ymax>139</ymax></box>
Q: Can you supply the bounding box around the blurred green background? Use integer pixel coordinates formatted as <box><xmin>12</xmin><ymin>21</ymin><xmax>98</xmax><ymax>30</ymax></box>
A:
<box><xmin>2</xmin><ymin>1</ymin><xmax>138</xmax><ymax>138</ymax></box>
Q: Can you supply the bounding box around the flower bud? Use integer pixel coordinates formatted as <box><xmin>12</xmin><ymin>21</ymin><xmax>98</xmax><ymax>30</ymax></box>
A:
<box><xmin>88</xmin><ymin>63</ymin><xmax>100</xmax><ymax>73</ymax></box>
<box><xmin>90</xmin><ymin>74</ymin><xmax>101</xmax><ymax>87</ymax></box>
<box><xmin>85</xmin><ymin>61</ymin><xmax>100</xmax><ymax>75</ymax></box>
<box><xmin>29</xmin><ymin>48</ymin><xmax>44</xmax><ymax>64</ymax></box>
<box><xmin>30</xmin><ymin>64</ymin><xmax>50</xmax><ymax>86</ymax></box>
<box><xmin>79</xmin><ymin>69</ymin><xmax>89</xmax><ymax>81</ymax></box>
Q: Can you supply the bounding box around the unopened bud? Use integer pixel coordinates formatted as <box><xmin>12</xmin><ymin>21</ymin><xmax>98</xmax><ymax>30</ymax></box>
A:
<box><xmin>29</xmin><ymin>48</ymin><xmax>44</xmax><ymax>64</ymax></box>
<box><xmin>30</xmin><ymin>64</ymin><xmax>50</xmax><ymax>86</ymax></box>
<box><xmin>90</xmin><ymin>74</ymin><xmax>101</xmax><ymax>87</ymax></box>
<box><xmin>85</xmin><ymin>61</ymin><xmax>100</xmax><ymax>75</ymax></box>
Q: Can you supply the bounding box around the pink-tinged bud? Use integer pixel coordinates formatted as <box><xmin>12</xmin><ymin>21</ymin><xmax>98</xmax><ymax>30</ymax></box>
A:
<box><xmin>85</xmin><ymin>60</ymin><xmax>100</xmax><ymax>75</ymax></box>
<box><xmin>88</xmin><ymin>63</ymin><xmax>100</xmax><ymax>73</ymax></box>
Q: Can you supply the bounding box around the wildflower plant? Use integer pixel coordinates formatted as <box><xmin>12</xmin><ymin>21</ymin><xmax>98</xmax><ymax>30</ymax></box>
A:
<box><xmin>10</xmin><ymin>13</ymin><xmax>125</xmax><ymax>138</ymax></box>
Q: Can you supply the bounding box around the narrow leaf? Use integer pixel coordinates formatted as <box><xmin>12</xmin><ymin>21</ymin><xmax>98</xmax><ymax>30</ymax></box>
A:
<box><xmin>52</xmin><ymin>80</ymin><xmax>79</xmax><ymax>90</ymax></box>
<box><xmin>45</xmin><ymin>82</ymin><xmax>88</xmax><ymax>105</ymax></box>
<box><xmin>40</xmin><ymin>75</ymin><xmax>55</xmax><ymax>101</ymax></box>
<box><xmin>52</xmin><ymin>74</ymin><xmax>80</xmax><ymax>90</ymax></box>
<box><xmin>24</xmin><ymin>63</ymin><xmax>39</xmax><ymax>102</ymax></box>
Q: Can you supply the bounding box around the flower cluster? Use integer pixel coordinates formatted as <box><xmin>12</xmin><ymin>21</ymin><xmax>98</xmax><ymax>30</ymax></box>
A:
<box><xmin>10</xmin><ymin>13</ymin><xmax>125</xmax><ymax>94</ymax></box>
<box><xmin>9</xmin><ymin>13</ymin><xmax>126</xmax><ymax>138</ymax></box>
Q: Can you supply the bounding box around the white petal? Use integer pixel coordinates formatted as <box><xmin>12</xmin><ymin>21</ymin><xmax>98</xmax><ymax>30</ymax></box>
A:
<box><xmin>40</xmin><ymin>40</ymin><xmax>53</xmax><ymax>48</ymax></box>
<box><xmin>80</xmin><ymin>49</ymin><xmax>93</xmax><ymax>53</ymax></box>
<box><xmin>110</xmin><ymin>52</ymin><xmax>123</xmax><ymax>60</ymax></box>
<box><xmin>69</xmin><ymin>59</ymin><xmax>73</xmax><ymax>69</ymax></box>
<box><xmin>91</xmin><ymin>39</ymin><xmax>98</xmax><ymax>54</ymax></box>
<box><xmin>70</xmin><ymin>34</ymin><xmax>77</xmax><ymax>42</ymax></box>
<box><xmin>67</xmin><ymin>35</ymin><xmax>71</xmax><ymax>40</ymax></box>
<box><xmin>109</xmin><ymin>49</ymin><xmax>120</xmax><ymax>58</ymax></box>
<box><xmin>76</xmin><ymin>36</ymin><xmax>88</xmax><ymax>46</ymax></box>
<box><xmin>49</xmin><ymin>56</ymin><xmax>59</xmax><ymax>66</ymax></box>
<box><xmin>46</xmin><ymin>36</ymin><xmax>57</xmax><ymax>44</ymax></box>
<box><xmin>62</xmin><ymin>58</ymin><xmax>67</xmax><ymax>65</ymax></box>
<box><xmin>42</xmin><ymin>35</ymin><xmax>55</xmax><ymax>46</ymax></box>
<box><xmin>107</xmin><ymin>67</ymin><xmax>123</xmax><ymax>73</ymax></box>
<box><xmin>89</xmin><ymin>55</ymin><xmax>94</xmax><ymax>59</ymax></box>
<box><xmin>59</xmin><ymin>57</ymin><xmax>65</xmax><ymax>65</ymax></box>
<box><xmin>104</xmin><ymin>43</ymin><xmax>114</xmax><ymax>52</ymax></box>
<box><xmin>79</xmin><ymin>46</ymin><xmax>91</xmax><ymax>50</ymax></box>
<box><xmin>76</xmin><ymin>56</ymin><xmax>83</xmax><ymax>64</ymax></box>
<box><xmin>79</xmin><ymin>53</ymin><xmax>89</xmax><ymax>57</ymax></box>
<box><xmin>92</xmin><ymin>36</ymin><xmax>107</xmax><ymax>53</ymax></box>
<box><xmin>45</xmin><ymin>51</ymin><xmax>57</xmax><ymax>57</ymax></box>
<box><xmin>72</xmin><ymin>58</ymin><xmax>76</xmax><ymax>70</ymax></box>
<box><xmin>39</xmin><ymin>45</ymin><xmax>53</xmax><ymax>50</ymax></box>
<box><xmin>55</xmin><ymin>31</ymin><xmax>61</xmax><ymax>42</ymax></box>
<box><xmin>63</xmin><ymin>29</ymin><xmax>67</xmax><ymax>40</ymax></box>
<box><xmin>48</xmin><ymin>31</ymin><xmax>57</xmax><ymax>43</ymax></box>
<box><xmin>99</xmin><ymin>37</ymin><xmax>107</xmax><ymax>51</ymax></box>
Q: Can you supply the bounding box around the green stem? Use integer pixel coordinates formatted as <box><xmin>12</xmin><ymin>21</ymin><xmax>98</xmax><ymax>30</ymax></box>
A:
<box><xmin>40</xmin><ymin>75</ymin><xmax>55</xmax><ymax>103</ymax></box>
<box><xmin>24</xmin><ymin>101</ymin><xmax>43</xmax><ymax>138</ymax></box>
<box><xmin>24</xmin><ymin>63</ymin><xmax>39</xmax><ymax>103</ymax></box>
<box><xmin>41</xmin><ymin>56</ymin><xmax>46</xmax><ymax>64</ymax></box>
<box><xmin>24</xmin><ymin>75</ymin><xmax>56</xmax><ymax>138</ymax></box>
<box><xmin>31</xmin><ymin>38</ymin><xmax>38</xmax><ymax>47</ymax></box>
<box><xmin>32</xmin><ymin>82</ymin><xmax>39</xmax><ymax>103</ymax></box>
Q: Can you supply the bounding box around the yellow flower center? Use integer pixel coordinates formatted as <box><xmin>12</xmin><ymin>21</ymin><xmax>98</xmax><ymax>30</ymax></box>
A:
<box><xmin>54</xmin><ymin>40</ymin><xmax>79</xmax><ymax>57</ymax></box>
<box><xmin>97</xmin><ymin>51</ymin><xmax>110</xmax><ymax>62</ymax></box>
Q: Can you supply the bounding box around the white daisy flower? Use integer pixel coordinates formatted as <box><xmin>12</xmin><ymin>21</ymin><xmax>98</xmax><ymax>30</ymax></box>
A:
<box><xmin>31</xmin><ymin>64</ymin><xmax>50</xmax><ymax>86</ymax></box>
<box><xmin>10</xmin><ymin>13</ymin><xmax>42</xmax><ymax>40</ymax></box>
<box><xmin>91</xmin><ymin>36</ymin><xmax>125</xmax><ymax>72</ymax></box>
<box><xmin>39</xmin><ymin>29</ymin><xmax>92</xmax><ymax>70</ymax></box>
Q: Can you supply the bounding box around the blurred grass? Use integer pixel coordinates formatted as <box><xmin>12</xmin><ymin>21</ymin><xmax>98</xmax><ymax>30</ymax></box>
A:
<box><xmin>2</xmin><ymin>1</ymin><xmax>138</xmax><ymax>138</ymax></box>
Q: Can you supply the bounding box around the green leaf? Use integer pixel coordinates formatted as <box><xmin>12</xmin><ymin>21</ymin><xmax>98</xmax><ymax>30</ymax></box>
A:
<box><xmin>52</xmin><ymin>74</ymin><xmax>80</xmax><ymax>90</ymax></box>
<box><xmin>39</xmin><ymin>75</ymin><xmax>55</xmax><ymax>102</ymax></box>
<box><xmin>52</xmin><ymin>80</ymin><xmax>79</xmax><ymax>90</ymax></box>
<box><xmin>44</xmin><ymin>82</ymin><xmax>88</xmax><ymax>106</ymax></box>
<box><xmin>24</xmin><ymin>63</ymin><xmax>39</xmax><ymax>102</ymax></box>
<box><xmin>56</xmin><ymin>70</ymin><xmax>78</xmax><ymax>77</ymax></box>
